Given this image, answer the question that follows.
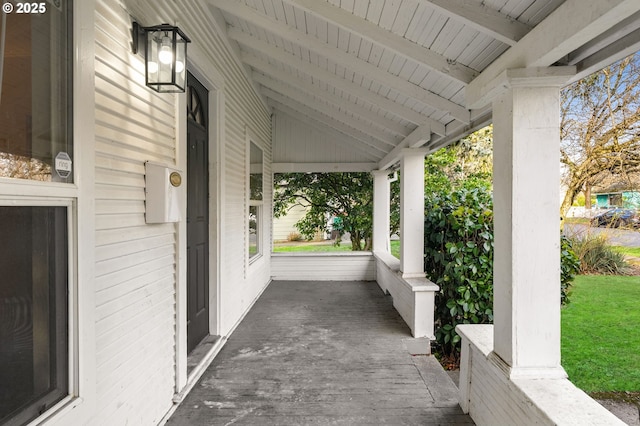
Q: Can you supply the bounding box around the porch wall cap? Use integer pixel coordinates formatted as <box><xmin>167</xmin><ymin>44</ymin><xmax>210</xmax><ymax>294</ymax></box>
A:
<box><xmin>403</xmin><ymin>276</ymin><xmax>439</xmax><ymax>292</ymax></box>
<box><xmin>456</xmin><ymin>324</ymin><xmax>494</xmax><ymax>355</ymax></box>
<box><xmin>512</xmin><ymin>376</ymin><xmax>627</xmax><ymax>425</ymax></box>
<box><xmin>373</xmin><ymin>252</ymin><xmax>438</xmax><ymax>292</ymax></box>
<box><xmin>457</xmin><ymin>325</ymin><xmax>625</xmax><ymax>425</ymax></box>
<box><xmin>271</xmin><ymin>251</ymin><xmax>373</xmax><ymax>257</ymax></box>
<box><xmin>373</xmin><ymin>250</ymin><xmax>400</xmax><ymax>271</ymax></box>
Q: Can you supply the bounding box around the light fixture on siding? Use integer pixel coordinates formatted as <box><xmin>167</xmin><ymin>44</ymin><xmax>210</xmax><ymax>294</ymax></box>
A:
<box><xmin>132</xmin><ymin>22</ymin><xmax>191</xmax><ymax>93</ymax></box>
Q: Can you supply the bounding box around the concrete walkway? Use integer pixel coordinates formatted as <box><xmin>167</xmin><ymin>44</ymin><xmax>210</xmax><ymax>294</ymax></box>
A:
<box><xmin>166</xmin><ymin>281</ymin><xmax>474</xmax><ymax>425</ymax></box>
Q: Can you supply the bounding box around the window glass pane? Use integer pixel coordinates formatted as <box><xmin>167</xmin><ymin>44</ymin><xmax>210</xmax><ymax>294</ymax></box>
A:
<box><xmin>0</xmin><ymin>1</ymin><xmax>73</xmax><ymax>182</ymax></box>
<box><xmin>250</xmin><ymin>142</ymin><xmax>262</xmax><ymax>201</ymax></box>
<box><xmin>0</xmin><ymin>206</ymin><xmax>68</xmax><ymax>425</ymax></box>
<box><xmin>249</xmin><ymin>205</ymin><xmax>259</xmax><ymax>259</ymax></box>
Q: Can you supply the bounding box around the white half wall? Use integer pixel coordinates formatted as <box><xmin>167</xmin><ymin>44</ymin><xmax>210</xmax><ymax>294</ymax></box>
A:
<box><xmin>271</xmin><ymin>252</ymin><xmax>375</xmax><ymax>281</ymax></box>
<box><xmin>457</xmin><ymin>325</ymin><xmax>625</xmax><ymax>426</ymax></box>
<box><xmin>374</xmin><ymin>252</ymin><xmax>438</xmax><ymax>339</ymax></box>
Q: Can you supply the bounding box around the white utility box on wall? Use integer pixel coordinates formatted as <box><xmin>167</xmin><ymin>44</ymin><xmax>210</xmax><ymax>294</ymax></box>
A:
<box><xmin>145</xmin><ymin>161</ymin><xmax>183</xmax><ymax>223</ymax></box>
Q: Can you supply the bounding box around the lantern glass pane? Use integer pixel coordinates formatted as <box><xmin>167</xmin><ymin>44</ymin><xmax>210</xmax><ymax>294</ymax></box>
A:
<box><xmin>175</xmin><ymin>38</ymin><xmax>187</xmax><ymax>90</ymax></box>
<box><xmin>146</xmin><ymin>30</ymin><xmax>164</xmax><ymax>86</ymax></box>
<box><xmin>142</xmin><ymin>26</ymin><xmax>189</xmax><ymax>92</ymax></box>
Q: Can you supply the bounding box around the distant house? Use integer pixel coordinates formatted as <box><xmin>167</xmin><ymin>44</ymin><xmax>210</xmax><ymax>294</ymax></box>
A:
<box><xmin>272</xmin><ymin>203</ymin><xmax>307</xmax><ymax>241</ymax></box>
<box><xmin>593</xmin><ymin>182</ymin><xmax>640</xmax><ymax>209</ymax></box>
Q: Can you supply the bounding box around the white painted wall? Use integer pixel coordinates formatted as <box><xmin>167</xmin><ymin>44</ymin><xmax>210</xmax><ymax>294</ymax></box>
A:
<box><xmin>86</xmin><ymin>1</ymin><xmax>273</xmax><ymax>424</ymax></box>
<box><xmin>374</xmin><ymin>253</ymin><xmax>438</xmax><ymax>339</ymax></box>
<box><xmin>273</xmin><ymin>111</ymin><xmax>376</xmax><ymax>164</ymax></box>
<box><xmin>94</xmin><ymin>3</ymin><xmax>176</xmax><ymax>423</ymax></box>
<box><xmin>271</xmin><ymin>253</ymin><xmax>376</xmax><ymax>281</ymax></box>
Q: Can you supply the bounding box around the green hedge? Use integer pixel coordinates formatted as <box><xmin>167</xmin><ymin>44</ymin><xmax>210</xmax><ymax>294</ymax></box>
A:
<box><xmin>424</xmin><ymin>187</ymin><xmax>494</xmax><ymax>357</ymax></box>
<box><xmin>425</xmin><ymin>186</ymin><xmax>579</xmax><ymax>358</ymax></box>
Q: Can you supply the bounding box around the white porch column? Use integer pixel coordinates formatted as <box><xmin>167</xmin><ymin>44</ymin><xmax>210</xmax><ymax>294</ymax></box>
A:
<box><xmin>492</xmin><ymin>70</ymin><xmax>573</xmax><ymax>377</ymax></box>
<box><xmin>399</xmin><ymin>149</ymin><xmax>426</xmax><ymax>278</ymax></box>
<box><xmin>372</xmin><ymin>170</ymin><xmax>391</xmax><ymax>253</ymax></box>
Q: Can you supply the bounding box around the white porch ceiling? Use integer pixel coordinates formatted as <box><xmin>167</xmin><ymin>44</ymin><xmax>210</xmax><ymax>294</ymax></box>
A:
<box><xmin>207</xmin><ymin>0</ymin><xmax>640</xmax><ymax>170</ymax></box>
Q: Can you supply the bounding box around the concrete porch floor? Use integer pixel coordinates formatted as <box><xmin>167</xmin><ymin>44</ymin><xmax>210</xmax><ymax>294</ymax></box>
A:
<box><xmin>166</xmin><ymin>280</ymin><xmax>474</xmax><ymax>425</ymax></box>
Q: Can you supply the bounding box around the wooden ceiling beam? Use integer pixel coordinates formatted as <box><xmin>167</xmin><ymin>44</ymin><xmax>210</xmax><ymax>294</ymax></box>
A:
<box><xmin>280</xmin><ymin>0</ymin><xmax>477</xmax><ymax>84</ymax></box>
<box><xmin>238</xmin><ymin>45</ymin><xmax>438</xmax><ymax>129</ymax></box>
<box><xmin>263</xmin><ymin>89</ymin><xmax>392</xmax><ymax>157</ymax></box>
<box><xmin>424</xmin><ymin>0</ymin><xmax>531</xmax><ymax>46</ymax></box>
<box><xmin>378</xmin><ymin>125</ymin><xmax>432</xmax><ymax>170</ymax></box>
<box><xmin>466</xmin><ymin>0</ymin><xmax>640</xmax><ymax>109</ymax></box>
<box><xmin>252</xmin><ymin>71</ymin><xmax>410</xmax><ymax>138</ymax></box>
<box><xmin>260</xmin><ymin>87</ymin><xmax>397</xmax><ymax>150</ymax></box>
<box><xmin>212</xmin><ymin>0</ymin><xmax>470</xmax><ymax>123</ymax></box>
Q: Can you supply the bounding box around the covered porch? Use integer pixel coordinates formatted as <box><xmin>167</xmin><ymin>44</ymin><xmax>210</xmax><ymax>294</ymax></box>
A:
<box><xmin>3</xmin><ymin>0</ymin><xmax>639</xmax><ymax>424</ymax></box>
<box><xmin>166</xmin><ymin>280</ymin><xmax>473</xmax><ymax>425</ymax></box>
<box><xmin>172</xmin><ymin>0</ymin><xmax>637</xmax><ymax>423</ymax></box>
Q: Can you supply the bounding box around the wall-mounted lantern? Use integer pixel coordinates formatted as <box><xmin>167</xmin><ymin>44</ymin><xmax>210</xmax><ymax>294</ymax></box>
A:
<box><xmin>132</xmin><ymin>22</ymin><xmax>191</xmax><ymax>93</ymax></box>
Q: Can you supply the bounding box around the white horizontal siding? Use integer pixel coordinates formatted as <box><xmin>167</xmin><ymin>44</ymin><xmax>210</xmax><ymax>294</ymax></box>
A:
<box><xmin>93</xmin><ymin>0</ymin><xmax>271</xmax><ymax>422</ymax></box>
<box><xmin>272</xmin><ymin>203</ymin><xmax>307</xmax><ymax>241</ymax></box>
<box><xmin>271</xmin><ymin>253</ymin><xmax>376</xmax><ymax>281</ymax></box>
<box><xmin>93</xmin><ymin>0</ymin><xmax>177</xmax><ymax>424</ymax></box>
<box><xmin>273</xmin><ymin>111</ymin><xmax>375</xmax><ymax>164</ymax></box>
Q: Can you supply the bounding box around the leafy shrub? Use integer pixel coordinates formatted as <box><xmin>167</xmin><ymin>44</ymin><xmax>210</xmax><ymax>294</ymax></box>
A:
<box><xmin>561</xmin><ymin>235</ymin><xmax>580</xmax><ymax>304</ymax></box>
<box><xmin>424</xmin><ymin>187</ymin><xmax>494</xmax><ymax>358</ymax></box>
<box><xmin>287</xmin><ymin>232</ymin><xmax>302</xmax><ymax>242</ymax></box>
<box><xmin>568</xmin><ymin>233</ymin><xmax>630</xmax><ymax>275</ymax></box>
<box><xmin>425</xmin><ymin>187</ymin><xmax>580</xmax><ymax>359</ymax></box>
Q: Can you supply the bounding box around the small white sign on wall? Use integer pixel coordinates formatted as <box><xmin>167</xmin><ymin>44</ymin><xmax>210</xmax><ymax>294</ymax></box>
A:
<box><xmin>55</xmin><ymin>152</ymin><xmax>72</xmax><ymax>179</ymax></box>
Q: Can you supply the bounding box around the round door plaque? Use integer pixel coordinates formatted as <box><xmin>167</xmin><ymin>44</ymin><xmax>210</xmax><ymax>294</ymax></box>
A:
<box><xmin>169</xmin><ymin>171</ymin><xmax>182</xmax><ymax>187</ymax></box>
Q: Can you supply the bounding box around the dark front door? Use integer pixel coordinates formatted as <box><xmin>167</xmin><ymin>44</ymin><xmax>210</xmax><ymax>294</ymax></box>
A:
<box><xmin>187</xmin><ymin>72</ymin><xmax>209</xmax><ymax>353</ymax></box>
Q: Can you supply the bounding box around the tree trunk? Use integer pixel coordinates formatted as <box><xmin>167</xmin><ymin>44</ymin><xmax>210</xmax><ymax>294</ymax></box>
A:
<box><xmin>584</xmin><ymin>184</ymin><xmax>592</xmax><ymax>210</ymax></box>
<box><xmin>560</xmin><ymin>185</ymin><xmax>583</xmax><ymax>217</ymax></box>
<box><xmin>350</xmin><ymin>231</ymin><xmax>363</xmax><ymax>251</ymax></box>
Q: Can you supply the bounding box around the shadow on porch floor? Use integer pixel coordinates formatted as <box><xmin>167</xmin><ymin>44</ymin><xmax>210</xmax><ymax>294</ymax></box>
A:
<box><xmin>166</xmin><ymin>281</ymin><xmax>474</xmax><ymax>425</ymax></box>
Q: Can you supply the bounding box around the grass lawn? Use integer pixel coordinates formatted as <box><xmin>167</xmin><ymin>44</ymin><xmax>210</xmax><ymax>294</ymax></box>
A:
<box><xmin>564</xmin><ymin>217</ymin><xmax>591</xmax><ymax>224</ymax></box>
<box><xmin>390</xmin><ymin>240</ymin><xmax>399</xmax><ymax>258</ymax></box>
<box><xmin>562</xmin><ymin>275</ymin><xmax>640</xmax><ymax>394</ymax></box>
<box><xmin>272</xmin><ymin>242</ymin><xmax>353</xmax><ymax>252</ymax></box>
<box><xmin>611</xmin><ymin>246</ymin><xmax>640</xmax><ymax>258</ymax></box>
<box><xmin>273</xmin><ymin>239</ymin><xmax>401</xmax><ymax>258</ymax></box>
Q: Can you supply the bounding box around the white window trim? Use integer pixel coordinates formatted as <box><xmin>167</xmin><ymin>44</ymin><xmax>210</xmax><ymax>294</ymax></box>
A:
<box><xmin>0</xmin><ymin>1</ymin><xmax>98</xmax><ymax>425</ymax></box>
<box><xmin>0</xmin><ymin>197</ymin><xmax>77</xmax><ymax>425</ymax></box>
<box><xmin>245</xmin><ymin>126</ymin><xmax>265</xmax><ymax>272</ymax></box>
